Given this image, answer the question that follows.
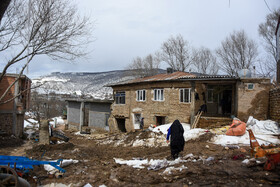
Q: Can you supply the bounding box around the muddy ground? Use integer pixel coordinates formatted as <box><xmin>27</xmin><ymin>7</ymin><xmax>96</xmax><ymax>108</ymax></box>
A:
<box><xmin>0</xmin><ymin>129</ymin><xmax>279</xmax><ymax>187</ymax></box>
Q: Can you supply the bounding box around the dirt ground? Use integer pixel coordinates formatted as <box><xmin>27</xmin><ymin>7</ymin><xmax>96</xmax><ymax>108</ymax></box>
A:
<box><xmin>0</xmin><ymin>129</ymin><xmax>279</xmax><ymax>187</ymax></box>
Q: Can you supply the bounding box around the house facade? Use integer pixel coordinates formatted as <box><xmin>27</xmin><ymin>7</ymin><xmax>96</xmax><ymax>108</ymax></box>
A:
<box><xmin>0</xmin><ymin>74</ymin><xmax>31</xmax><ymax>137</ymax></box>
<box><xmin>66</xmin><ymin>98</ymin><xmax>113</xmax><ymax>131</ymax></box>
<box><xmin>108</xmin><ymin>71</ymin><xmax>271</xmax><ymax>132</ymax></box>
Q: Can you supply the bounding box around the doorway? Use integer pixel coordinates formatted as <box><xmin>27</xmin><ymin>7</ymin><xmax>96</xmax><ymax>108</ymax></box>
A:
<box><xmin>206</xmin><ymin>85</ymin><xmax>232</xmax><ymax>116</ymax></box>
<box><xmin>156</xmin><ymin>116</ymin><xmax>165</xmax><ymax>126</ymax></box>
<box><xmin>116</xmin><ymin>118</ymin><xmax>126</xmax><ymax>132</ymax></box>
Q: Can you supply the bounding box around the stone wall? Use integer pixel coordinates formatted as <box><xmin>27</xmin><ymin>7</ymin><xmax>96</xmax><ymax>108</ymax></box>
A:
<box><xmin>237</xmin><ymin>78</ymin><xmax>271</xmax><ymax>122</ymax></box>
<box><xmin>197</xmin><ymin>117</ymin><xmax>232</xmax><ymax>129</ymax></box>
<box><xmin>269</xmin><ymin>88</ymin><xmax>280</xmax><ymax>123</ymax></box>
<box><xmin>109</xmin><ymin>81</ymin><xmax>202</xmax><ymax>132</ymax></box>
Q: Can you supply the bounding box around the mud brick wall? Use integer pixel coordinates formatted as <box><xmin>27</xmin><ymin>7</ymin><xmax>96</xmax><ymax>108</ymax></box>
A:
<box><xmin>237</xmin><ymin>78</ymin><xmax>271</xmax><ymax>122</ymax></box>
<box><xmin>269</xmin><ymin>88</ymin><xmax>280</xmax><ymax>123</ymax></box>
<box><xmin>198</xmin><ymin>117</ymin><xmax>232</xmax><ymax>129</ymax></box>
<box><xmin>0</xmin><ymin>113</ymin><xmax>13</xmax><ymax>135</ymax></box>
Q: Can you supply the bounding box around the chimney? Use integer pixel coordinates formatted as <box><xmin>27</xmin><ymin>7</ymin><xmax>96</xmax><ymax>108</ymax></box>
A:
<box><xmin>167</xmin><ymin>68</ymin><xmax>174</xmax><ymax>74</ymax></box>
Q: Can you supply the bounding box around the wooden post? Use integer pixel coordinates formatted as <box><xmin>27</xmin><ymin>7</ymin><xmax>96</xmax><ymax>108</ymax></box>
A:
<box><xmin>190</xmin><ymin>81</ymin><xmax>195</xmax><ymax>128</ymax></box>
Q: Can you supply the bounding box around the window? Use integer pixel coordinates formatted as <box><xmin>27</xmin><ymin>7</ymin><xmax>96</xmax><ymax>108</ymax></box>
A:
<box><xmin>247</xmin><ymin>83</ymin><xmax>254</xmax><ymax>90</ymax></box>
<box><xmin>136</xmin><ymin>90</ymin><xmax>146</xmax><ymax>101</ymax></box>
<box><xmin>154</xmin><ymin>89</ymin><xmax>164</xmax><ymax>101</ymax></box>
<box><xmin>115</xmin><ymin>91</ymin><xmax>125</xmax><ymax>104</ymax></box>
<box><xmin>180</xmin><ymin>88</ymin><xmax>191</xmax><ymax>103</ymax></box>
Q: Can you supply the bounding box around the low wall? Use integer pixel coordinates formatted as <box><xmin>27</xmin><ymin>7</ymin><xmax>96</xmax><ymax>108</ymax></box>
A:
<box><xmin>269</xmin><ymin>88</ymin><xmax>280</xmax><ymax>123</ymax></box>
<box><xmin>197</xmin><ymin>117</ymin><xmax>232</xmax><ymax>129</ymax></box>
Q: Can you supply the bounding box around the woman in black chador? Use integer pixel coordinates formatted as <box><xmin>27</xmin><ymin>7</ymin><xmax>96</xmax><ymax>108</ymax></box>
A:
<box><xmin>166</xmin><ymin>119</ymin><xmax>185</xmax><ymax>159</ymax></box>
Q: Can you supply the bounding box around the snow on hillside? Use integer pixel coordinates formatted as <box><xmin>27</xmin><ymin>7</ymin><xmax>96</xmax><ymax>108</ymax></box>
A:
<box><xmin>31</xmin><ymin>70</ymin><xmax>141</xmax><ymax>100</ymax></box>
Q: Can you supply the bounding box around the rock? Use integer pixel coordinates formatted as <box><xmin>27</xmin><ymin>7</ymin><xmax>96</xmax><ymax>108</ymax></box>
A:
<box><xmin>224</xmin><ymin>147</ymin><xmax>229</xmax><ymax>150</ymax></box>
<box><xmin>205</xmin><ymin>145</ymin><xmax>209</xmax><ymax>149</ymax></box>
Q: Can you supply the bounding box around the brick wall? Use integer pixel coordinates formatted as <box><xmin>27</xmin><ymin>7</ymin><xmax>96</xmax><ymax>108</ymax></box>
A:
<box><xmin>269</xmin><ymin>88</ymin><xmax>280</xmax><ymax>123</ymax></box>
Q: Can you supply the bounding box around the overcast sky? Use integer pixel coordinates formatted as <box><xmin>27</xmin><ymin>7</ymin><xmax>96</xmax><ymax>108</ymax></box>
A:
<box><xmin>6</xmin><ymin>0</ymin><xmax>280</xmax><ymax>78</ymax></box>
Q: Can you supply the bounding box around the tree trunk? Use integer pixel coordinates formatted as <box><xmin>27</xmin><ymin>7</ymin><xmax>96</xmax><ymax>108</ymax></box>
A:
<box><xmin>0</xmin><ymin>0</ymin><xmax>11</xmax><ymax>22</ymax></box>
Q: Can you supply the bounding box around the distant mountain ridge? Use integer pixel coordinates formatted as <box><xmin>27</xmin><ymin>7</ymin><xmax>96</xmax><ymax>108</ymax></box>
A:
<box><xmin>32</xmin><ymin>69</ymin><xmax>165</xmax><ymax>100</ymax></box>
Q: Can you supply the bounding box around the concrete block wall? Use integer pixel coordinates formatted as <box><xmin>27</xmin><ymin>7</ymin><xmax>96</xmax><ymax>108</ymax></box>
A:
<box><xmin>0</xmin><ymin>113</ymin><xmax>13</xmax><ymax>134</ymax></box>
<box><xmin>269</xmin><ymin>88</ymin><xmax>280</xmax><ymax>123</ymax></box>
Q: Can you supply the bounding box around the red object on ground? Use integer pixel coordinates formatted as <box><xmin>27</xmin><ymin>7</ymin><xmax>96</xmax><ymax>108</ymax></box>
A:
<box><xmin>226</xmin><ymin>119</ymin><xmax>246</xmax><ymax>136</ymax></box>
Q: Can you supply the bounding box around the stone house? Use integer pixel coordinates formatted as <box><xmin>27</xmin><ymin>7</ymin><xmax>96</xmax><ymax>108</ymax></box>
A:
<box><xmin>108</xmin><ymin>71</ymin><xmax>271</xmax><ymax>132</ymax></box>
<box><xmin>66</xmin><ymin>98</ymin><xmax>113</xmax><ymax>131</ymax></box>
<box><xmin>0</xmin><ymin>74</ymin><xmax>31</xmax><ymax>137</ymax></box>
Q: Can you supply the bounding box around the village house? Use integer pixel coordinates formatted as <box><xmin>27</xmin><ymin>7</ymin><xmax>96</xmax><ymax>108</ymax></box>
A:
<box><xmin>66</xmin><ymin>98</ymin><xmax>113</xmax><ymax>131</ymax></box>
<box><xmin>0</xmin><ymin>74</ymin><xmax>31</xmax><ymax>137</ymax></box>
<box><xmin>108</xmin><ymin>71</ymin><xmax>271</xmax><ymax>132</ymax></box>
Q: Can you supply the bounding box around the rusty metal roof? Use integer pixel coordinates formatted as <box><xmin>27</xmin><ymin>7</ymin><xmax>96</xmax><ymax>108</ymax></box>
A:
<box><xmin>108</xmin><ymin>72</ymin><xmax>242</xmax><ymax>87</ymax></box>
<box><xmin>130</xmin><ymin>71</ymin><xmax>195</xmax><ymax>83</ymax></box>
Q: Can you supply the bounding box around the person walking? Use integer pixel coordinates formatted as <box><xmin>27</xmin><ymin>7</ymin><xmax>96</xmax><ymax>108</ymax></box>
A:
<box><xmin>166</xmin><ymin>119</ymin><xmax>185</xmax><ymax>159</ymax></box>
<box><xmin>140</xmin><ymin>117</ymin><xmax>144</xmax><ymax>130</ymax></box>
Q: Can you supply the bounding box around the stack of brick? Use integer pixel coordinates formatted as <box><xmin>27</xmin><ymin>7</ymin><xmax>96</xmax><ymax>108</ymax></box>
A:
<box><xmin>269</xmin><ymin>88</ymin><xmax>280</xmax><ymax>123</ymax></box>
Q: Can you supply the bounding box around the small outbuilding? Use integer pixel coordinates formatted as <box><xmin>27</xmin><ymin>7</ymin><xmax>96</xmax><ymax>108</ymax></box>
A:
<box><xmin>66</xmin><ymin>98</ymin><xmax>113</xmax><ymax>131</ymax></box>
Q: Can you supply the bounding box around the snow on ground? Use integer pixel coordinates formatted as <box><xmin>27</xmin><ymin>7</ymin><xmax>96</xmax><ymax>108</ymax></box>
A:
<box><xmin>44</xmin><ymin>159</ymin><xmax>79</xmax><ymax>174</ymax></box>
<box><xmin>114</xmin><ymin>154</ymin><xmax>217</xmax><ymax>175</ymax></box>
<box><xmin>49</xmin><ymin>116</ymin><xmax>65</xmax><ymax>127</ymax></box>
<box><xmin>152</xmin><ymin>123</ymin><xmax>206</xmax><ymax>142</ymax></box>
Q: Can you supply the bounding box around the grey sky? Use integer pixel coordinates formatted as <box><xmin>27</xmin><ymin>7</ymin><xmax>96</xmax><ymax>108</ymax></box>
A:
<box><xmin>8</xmin><ymin>0</ymin><xmax>280</xmax><ymax>78</ymax></box>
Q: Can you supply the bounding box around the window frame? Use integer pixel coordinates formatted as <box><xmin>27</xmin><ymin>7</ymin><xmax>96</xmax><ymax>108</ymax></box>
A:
<box><xmin>153</xmin><ymin>89</ymin><xmax>164</xmax><ymax>101</ymax></box>
<box><xmin>136</xmin><ymin>90</ymin><xmax>146</xmax><ymax>101</ymax></box>
<box><xmin>179</xmin><ymin>88</ymin><xmax>191</xmax><ymax>103</ymax></box>
<box><xmin>115</xmin><ymin>91</ymin><xmax>126</xmax><ymax>104</ymax></box>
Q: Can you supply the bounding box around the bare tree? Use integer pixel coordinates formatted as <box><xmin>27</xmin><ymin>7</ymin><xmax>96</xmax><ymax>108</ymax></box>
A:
<box><xmin>258</xmin><ymin>8</ymin><xmax>280</xmax><ymax>77</ymax></box>
<box><xmin>193</xmin><ymin>47</ymin><xmax>219</xmax><ymax>75</ymax></box>
<box><xmin>0</xmin><ymin>0</ymin><xmax>92</xmax><ymax>104</ymax></box>
<box><xmin>127</xmin><ymin>53</ymin><xmax>161</xmax><ymax>77</ymax></box>
<box><xmin>216</xmin><ymin>30</ymin><xmax>258</xmax><ymax>76</ymax></box>
<box><xmin>160</xmin><ymin>34</ymin><xmax>193</xmax><ymax>72</ymax></box>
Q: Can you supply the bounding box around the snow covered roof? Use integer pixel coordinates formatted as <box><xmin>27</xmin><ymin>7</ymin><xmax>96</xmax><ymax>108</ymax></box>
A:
<box><xmin>65</xmin><ymin>98</ymin><xmax>113</xmax><ymax>103</ymax></box>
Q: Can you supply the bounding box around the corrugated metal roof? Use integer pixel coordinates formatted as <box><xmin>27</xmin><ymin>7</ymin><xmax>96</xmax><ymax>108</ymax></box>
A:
<box><xmin>180</xmin><ymin>75</ymin><xmax>237</xmax><ymax>80</ymax></box>
<box><xmin>130</xmin><ymin>71</ymin><xmax>195</xmax><ymax>83</ymax></box>
<box><xmin>108</xmin><ymin>72</ymin><xmax>239</xmax><ymax>87</ymax></box>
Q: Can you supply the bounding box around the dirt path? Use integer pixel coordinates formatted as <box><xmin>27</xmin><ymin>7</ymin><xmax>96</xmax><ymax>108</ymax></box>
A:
<box><xmin>1</xmin><ymin>130</ymin><xmax>279</xmax><ymax>187</ymax></box>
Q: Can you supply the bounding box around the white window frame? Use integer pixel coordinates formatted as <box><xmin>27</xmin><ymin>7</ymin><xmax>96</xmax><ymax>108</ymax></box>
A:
<box><xmin>179</xmin><ymin>88</ymin><xmax>191</xmax><ymax>103</ymax></box>
<box><xmin>154</xmin><ymin>89</ymin><xmax>164</xmax><ymax>101</ymax></box>
<box><xmin>136</xmin><ymin>90</ymin><xmax>146</xmax><ymax>101</ymax></box>
<box><xmin>115</xmin><ymin>91</ymin><xmax>125</xmax><ymax>104</ymax></box>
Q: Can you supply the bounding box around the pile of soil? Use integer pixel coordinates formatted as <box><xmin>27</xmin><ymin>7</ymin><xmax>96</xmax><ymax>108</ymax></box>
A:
<box><xmin>0</xmin><ymin>135</ymin><xmax>24</xmax><ymax>148</ymax></box>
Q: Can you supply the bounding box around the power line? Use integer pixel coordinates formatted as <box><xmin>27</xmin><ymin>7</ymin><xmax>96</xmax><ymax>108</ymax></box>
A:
<box><xmin>263</xmin><ymin>0</ymin><xmax>272</xmax><ymax>12</ymax></box>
